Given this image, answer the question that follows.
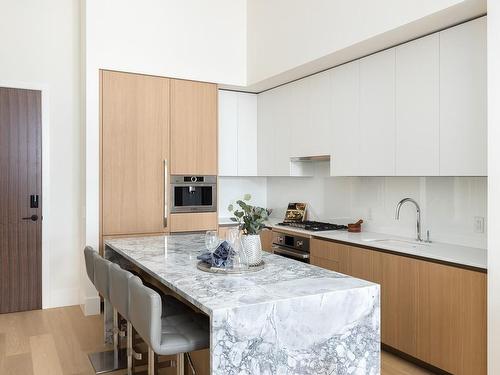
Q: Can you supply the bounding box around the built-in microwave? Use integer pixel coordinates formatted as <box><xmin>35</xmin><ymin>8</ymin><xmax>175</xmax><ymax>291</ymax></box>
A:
<box><xmin>170</xmin><ymin>175</ymin><xmax>217</xmax><ymax>213</ymax></box>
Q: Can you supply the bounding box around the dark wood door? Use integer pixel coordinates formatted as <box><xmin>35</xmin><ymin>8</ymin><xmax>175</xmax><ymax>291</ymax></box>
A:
<box><xmin>0</xmin><ymin>87</ymin><xmax>42</xmax><ymax>313</ymax></box>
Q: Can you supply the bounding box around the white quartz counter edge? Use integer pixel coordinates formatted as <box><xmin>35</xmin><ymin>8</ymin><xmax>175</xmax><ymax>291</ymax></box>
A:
<box><xmin>219</xmin><ymin>217</ymin><xmax>487</xmax><ymax>270</ymax></box>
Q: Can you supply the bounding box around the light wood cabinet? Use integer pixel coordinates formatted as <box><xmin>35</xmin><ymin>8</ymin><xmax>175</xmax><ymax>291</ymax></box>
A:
<box><xmin>101</xmin><ymin>72</ymin><xmax>220</xmax><ymax>239</ymax></box>
<box><xmin>439</xmin><ymin>17</ymin><xmax>486</xmax><ymax>176</ymax></box>
<box><xmin>101</xmin><ymin>70</ymin><xmax>170</xmax><ymax>236</ymax></box>
<box><xmin>260</xmin><ymin>228</ymin><xmax>273</xmax><ymax>252</ymax></box>
<box><xmin>170</xmin><ymin>79</ymin><xmax>218</xmax><ymax>175</ymax></box>
<box><xmin>311</xmin><ymin>240</ymin><xmax>381</xmax><ymax>282</ymax></box>
<box><xmin>347</xmin><ymin>245</ymin><xmax>382</xmax><ymax>284</ymax></box>
<box><xmin>187</xmin><ymin>350</ymin><xmax>210</xmax><ymax>375</ymax></box>
<box><xmin>310</xmin><ymin>238</ymin><xmax>486</xmax><ymax>374</ymax></box>
<box><xmin>170</xmin><ymin>212</ymin><xmax>218</xmax><ymax>233</ymax></box>
<box><xmin>418</xmin><ymin>261</ymin><xmax>487</xmax><ymax>374</ymax></box>
<box><xmin>310</xmin><ymin>239</ymin><xmax>347</xmax><ymax>273</ymax></box>
<box><xmin>380</xmin><ymin>252</ymin><xmax>419</xmax><ymax>357</ymax></box>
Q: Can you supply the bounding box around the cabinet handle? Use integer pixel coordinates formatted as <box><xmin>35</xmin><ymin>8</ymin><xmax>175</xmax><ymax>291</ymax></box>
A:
<box><xmin>164</xmin><ymin>159</ymin><xmax>168</xmax><ymax>227</ymax></box>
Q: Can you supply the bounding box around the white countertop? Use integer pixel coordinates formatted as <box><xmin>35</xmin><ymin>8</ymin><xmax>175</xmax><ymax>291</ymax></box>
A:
<box><xmin>219</xmin><ymin>217</ymin><xmax>487</xmax><ymax>270</ymax></box>
<box><xmin>105</xmin><ymin>234</ymin><xmax>380</xmax><ymax>374</ymax></box>
<box><xmin>105</xmin><ymin>233</ymin><xmax>375</xmax><ymax>314</ymax></box>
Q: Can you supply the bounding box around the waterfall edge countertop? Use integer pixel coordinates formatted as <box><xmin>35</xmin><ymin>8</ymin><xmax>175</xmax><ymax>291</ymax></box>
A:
<box><xmin>105</xmin><ymin>234</ymin><xmax>381</xmax><ymax>375</ymax></box>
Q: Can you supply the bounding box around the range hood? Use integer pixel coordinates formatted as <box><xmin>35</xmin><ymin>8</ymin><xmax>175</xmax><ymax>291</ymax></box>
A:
<box><xmin>289</xmin><ymin>155</ymin><xmax>330</xmax><ymax>162</ymax></box>
<box><xmin>289</xmin><ymin>155</ymin><xmax>331</xmax><ymax>177</ymax></box>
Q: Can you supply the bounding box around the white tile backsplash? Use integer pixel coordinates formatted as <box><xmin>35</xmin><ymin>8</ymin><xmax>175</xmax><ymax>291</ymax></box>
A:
<box><xmin>266</xmin><ymin>176</ymin><xmax>487</xmax><ymax>249</ymax></box>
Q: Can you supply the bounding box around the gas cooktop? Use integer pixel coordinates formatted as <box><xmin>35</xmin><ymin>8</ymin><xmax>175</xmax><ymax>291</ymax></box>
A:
<box><xmin>277</xmin><ymin>220</ymin><xmax>348</xmax><ymax>232</ymax></box>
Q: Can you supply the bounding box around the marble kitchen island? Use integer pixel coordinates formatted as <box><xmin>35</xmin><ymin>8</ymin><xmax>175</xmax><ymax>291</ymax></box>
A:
<box><xmin>105</xmin><ymin>234</ymin><xmax>380</xmax><ymax>375</ymax></box>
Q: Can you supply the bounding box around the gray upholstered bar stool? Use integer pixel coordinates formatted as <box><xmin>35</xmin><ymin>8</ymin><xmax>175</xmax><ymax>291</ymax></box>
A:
<box><xmin>128</xmin><ymin>275</ymin><xmax>210</xmax><ymax>375</ymax></box>
<box><xmin>86</xmin><ymin>250</ymin><xmax>127</xmax><ymax>373</ymax></box>
<box><xmin>84</xmin><ymin>246</ymin><xmax>98</xmax><ymax>283</ymax></box>
<box><xmin>108</xmin><ymin>263</ymin><xmax>136</xmax><ymax>375</ymax></box>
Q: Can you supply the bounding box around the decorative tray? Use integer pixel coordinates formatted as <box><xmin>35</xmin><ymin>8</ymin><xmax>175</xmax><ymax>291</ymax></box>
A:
<box><xmin>196</xmin><ymin>260</ymin><xmax>265</xmax><ymax>274</ymax></box>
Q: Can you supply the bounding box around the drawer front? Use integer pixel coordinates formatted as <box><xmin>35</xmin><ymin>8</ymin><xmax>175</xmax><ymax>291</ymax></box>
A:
<box><xmin>310</xmin><ymin>256</ymin><xmax>342</xmax><ymax>273</ymax></box>
<box><xmin>170</xmin><ymin>212</ymin><xmax>218</xmax><ymax>233</ymax></box>
<box><xmin>310</xmin><ymin>238</ymin><xmax>349</xmax><ymax>262</ymax></box>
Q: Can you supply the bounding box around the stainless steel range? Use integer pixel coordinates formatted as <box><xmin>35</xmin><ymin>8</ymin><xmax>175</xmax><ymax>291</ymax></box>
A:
<box><xmin>277</xmin><ymin>220</ymin><xmax>347</xmax><ymax>231</ymax></box>
<box><xmin>272</xmin><ymin>203</ymin><xmax>348</xmax><ymax>262</ymax></box>
<box><xmin>272</xmin><ymin>232</ymin><xmax>311</xmax><ymax>263</ymax></box>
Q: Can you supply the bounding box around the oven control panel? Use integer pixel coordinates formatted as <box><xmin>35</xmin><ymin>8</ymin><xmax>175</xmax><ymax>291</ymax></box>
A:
<box><xmin>272</xmin><ymin>232</ymin><xmax>310</xmax><ymax>252</ymax></box>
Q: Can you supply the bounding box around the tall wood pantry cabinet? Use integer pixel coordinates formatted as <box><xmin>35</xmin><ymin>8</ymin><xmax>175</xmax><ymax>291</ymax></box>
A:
<box><xmin>100</xmin><ymin>70</ymin><xmax>218</xmax><ymax>242</ymax></box>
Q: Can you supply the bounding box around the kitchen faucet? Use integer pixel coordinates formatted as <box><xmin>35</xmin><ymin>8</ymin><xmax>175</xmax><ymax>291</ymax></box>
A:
<box><xmin>395</xmin><ymin>198</ymin><xmax>423</xmax><ymax>242</ymax></box>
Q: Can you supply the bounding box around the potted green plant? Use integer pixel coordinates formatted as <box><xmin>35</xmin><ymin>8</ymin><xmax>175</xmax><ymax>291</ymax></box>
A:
<box><xmin>228</xmin><ymin>194</ymin><xmax>271</xmax><ymax>265</ymax></box>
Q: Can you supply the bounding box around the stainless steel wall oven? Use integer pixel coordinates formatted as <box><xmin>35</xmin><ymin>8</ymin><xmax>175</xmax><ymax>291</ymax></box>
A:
<box><xmin>170</xmin><ymin>175</ymin><xmax>217</xmax><ymax>213</ymax></box>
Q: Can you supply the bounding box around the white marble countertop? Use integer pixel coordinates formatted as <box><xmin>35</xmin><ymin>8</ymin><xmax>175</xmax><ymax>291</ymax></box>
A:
<box><xmin>259</xmin><ymin>218</ymin><xmax>487</xmax><ymax>270</ymax></box>
<box><xmin>104</xmin><ymin>233</ymin><xmax>376</xmax><ymax>316</ymax></box>
<box><xmin>105</xmin><ymin>233</ymin><xmax>381</xmax><ymax>374</ymax></box>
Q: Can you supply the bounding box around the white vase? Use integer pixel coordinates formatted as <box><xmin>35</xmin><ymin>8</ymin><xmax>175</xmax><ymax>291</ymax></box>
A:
<box><xmin>241</xmin><ymin>234</ymin><xmax>262</xmax><ymax>266</ymax></box>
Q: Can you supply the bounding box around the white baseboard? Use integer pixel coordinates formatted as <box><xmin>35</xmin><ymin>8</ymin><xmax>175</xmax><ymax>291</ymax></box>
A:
<box><xmin>81</xmin><ymin>295</ymin><xmax>101</xmax><ymax>316</ymax></box>
<box><xmin>47</xmin><ymin>287</ymin><xmax>81</xmax><ymax>309</ymax></box>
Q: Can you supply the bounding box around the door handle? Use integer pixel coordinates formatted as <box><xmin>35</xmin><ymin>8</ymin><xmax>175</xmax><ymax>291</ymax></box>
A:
<box><xmin>22</xmin><ymin>214</ymin><xmax>38</xmax><ymax>221</ymax></box>
<box><xmin>163</xmin><ymin>159</ymin><xmax>168</xmax><ymax>227</ymax></box>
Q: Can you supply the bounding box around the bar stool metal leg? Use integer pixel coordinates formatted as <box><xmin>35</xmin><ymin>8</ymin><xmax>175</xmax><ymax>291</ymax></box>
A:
<box><xmin>176</xmin><ymin>353</ymin><xmax>184</xmax><ymax>375</ymax></box>
<box><xmin>148</xmin><ymin>346</ymin><xmax>157</xmax><ymax>375</ymax></box>
<box><xmin>127</xmin><ymin>321</ymin><xmax>133</xmax><ymax>375</ymax></box>
<box><xmin>186</xmin><ymin>353</ymin><xmax>197</xmax><ymax>375</ymax></box>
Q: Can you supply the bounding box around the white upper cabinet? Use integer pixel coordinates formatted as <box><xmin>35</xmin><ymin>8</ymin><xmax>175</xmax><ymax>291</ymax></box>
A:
<box><xmin>237</xmin><ymin>93</ymin><xmax>258</xmax><ymax>176</ymax></box>
<box><xmin>307</xmin><ymin>70</ymin><xmax>333</xmax><ymax>156</ymax></box>
<box><xmin>257</xmin><ymin>92</ymin><xmax>274</xmax><ymax>176</ymax></box>
<box><xmin>439</xmin><ymin>17</ymin><xmax>487</xmax><ymax>176</ymax></box>
<box><xmin>288</xmin><ymin>79</ymin><xmax>312</xmax><ymax>157</ymax></box>
<box><xmin>395</xmin><ymin>34</ymin><xmax>440</xmax><ymax>176</ymax></box>
<box><xmin>218</xmin><ymin>90</ymin><xmax>258</xmax><ymax>176</ymax></box>
<box><xmin>271</xmin><ymin>85</ymin><xmax>293</xmax><ymax>176</ymax></box>
<box><xmin>218</xmin><ymin>90</ymin><xmax>238</xmax><ymax>176</ymax></box>
<box><xmin>288</xmin><ymin>70</ymin><xmax>333</xmax><ymax>158</ymax></box>
<box><xmin>257</xmin><ymin>72</ymin><xmax>333</xmax><ymax>176</ymax></box>
<box><xmin>358</xmin><ymin>49</ymin><xmax>396</xmax><ymax>176</ymax></box>
<box><xmin>330</xmin><ymin>60</ymin><xmax>359</xmax><ymax>176</ymax></box>
<box><xmin>247</xmin><ymin>18</ymin><xmax>486</xmax><ymax>177</ymax></box>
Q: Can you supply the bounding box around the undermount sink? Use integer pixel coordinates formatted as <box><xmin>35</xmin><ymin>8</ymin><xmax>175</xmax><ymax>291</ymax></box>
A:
<box><xmin>362</xmin><ymin>238</ymin><xmax>430</xmax><ymax>249</ymax></box>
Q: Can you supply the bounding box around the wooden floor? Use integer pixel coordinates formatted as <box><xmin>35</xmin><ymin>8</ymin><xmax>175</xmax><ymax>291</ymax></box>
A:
<box><xmin>0</xmin><ymin>306</ymin><xmax>435</xmax><ymax>375</ymax></box>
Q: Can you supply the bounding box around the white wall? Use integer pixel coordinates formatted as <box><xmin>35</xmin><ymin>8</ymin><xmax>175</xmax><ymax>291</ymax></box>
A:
<box><xmin>245</xmin><ymin>0</ymin><xmax>485</xmax><ymax>90</ymax></box>
<box><xmin>218</xmin><ymin>177</ymin><xmax>267</xmax><ymax>218</ymax></box>
<box><xmin>87</xmin><ymin>0</ymin><xmax>247</xmax><ymax>86</ymax></box>
<box><xmin>267</xmin><ymin>176</ymin><xmax>487</xmax><ymax>249</ymax></box>
<box><xmin>488</xmin><ymin>0</ymin><xmax>500</xmax><ymax>373</ymax></box>
<box><xmin>83</xmin><ymin>0</ymin><xmax>248</xmax><ymax>313</ymax></box>
<box><xmin>0</xmin><ymin>0</ymin><xmax>83</xmax><ymax>307</ymax></box>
